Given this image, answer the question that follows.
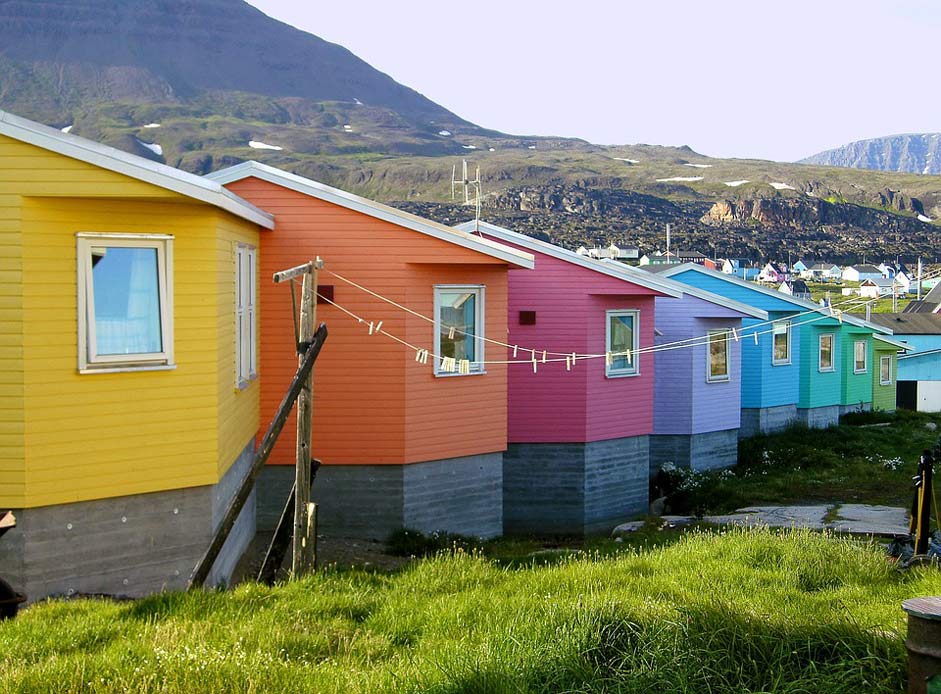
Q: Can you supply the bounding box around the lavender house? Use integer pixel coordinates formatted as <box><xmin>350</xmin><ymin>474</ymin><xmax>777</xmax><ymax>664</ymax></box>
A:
<box><xmin>647</xmin><ymin>280</ymin><xmax>767</xmax><ymax>472</ymax></box>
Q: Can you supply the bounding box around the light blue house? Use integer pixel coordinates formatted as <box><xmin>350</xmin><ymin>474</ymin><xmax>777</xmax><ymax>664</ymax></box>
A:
<box><xmin>658</xmin><ymin>264</ymin><xmax>892</xmax><ymax>435</ymax></box>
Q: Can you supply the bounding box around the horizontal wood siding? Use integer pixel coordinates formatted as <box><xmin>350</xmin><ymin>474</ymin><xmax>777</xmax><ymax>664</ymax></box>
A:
<box><xmin>798</xmin><ymin>324</ymin><xmax>842</xmax><ymax>408</ymax></box>
<box><xmin>690</xmin><ymin>316</ymin><xmax>743</xmax><ymax>434</ymax></box>
<box><xmin>20</xmin><ymin>196</ymin><xmax>233</xmax><ymax>507</ymax></box>
<box><xmin>585</xmin><ymin>294</ymin><xmax>656</xmax><ymax>441</ymax></box>
<box><xmin>225</xmin><ymin>178</ymin><xmax>510</xmax><ymax>466</ymax></box>
<box><xmin>215</xmin><ymin>213</ymin><xmax>261</xmax><ymax>477</ymax></box>
<box><xmin>841</xmin><ymin>329</ymin><xmax>873</xmax><ymax>407</ymax></box>
<box><xmin>652</xmin><ymin>297</ymin><xmax>694</xmax><ymax>434</ymax></box>
<box><xmin>871</xmin><ymin>344</ymin><xmax>897</xmax><ymax>412</ymax></box>
<box><xmin>484</xmin><ymin>239</ymin><xmax>662</xmax><ymax>444</ymax></box>
<box><xmin>0</xmin><ymin>185</ymin><xmax>24</xmax><ymax>506</ymax></box>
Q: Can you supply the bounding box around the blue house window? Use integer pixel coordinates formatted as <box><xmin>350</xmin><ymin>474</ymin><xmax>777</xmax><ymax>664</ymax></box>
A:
<box><xmin>606</xmin><ymin>310</ymin><xmax>639</xmax><ymax>378</ymax></box>
<box><xmin>772</xmin><ymin>320</ymin><xmax>791</xmax><ymax>365</ymax></box>
<box><xmin>77</xmin><ymin>233</ymin><xmax>174</xmax><ymax>372</ymax></box>
<box><xmin>434</xmin><ymin>285</ymin><xmax>484</xmax><ymax>376</ymax></box>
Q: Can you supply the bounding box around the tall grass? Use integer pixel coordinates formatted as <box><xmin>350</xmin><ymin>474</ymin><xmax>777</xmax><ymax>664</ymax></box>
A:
<box><xmin>2</xmin><ymin>527</ymin><xmax>939</xmax><ymax>693</ymax></box>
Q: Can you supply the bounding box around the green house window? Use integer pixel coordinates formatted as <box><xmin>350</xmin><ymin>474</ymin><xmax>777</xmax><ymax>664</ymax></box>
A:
<box><xmin>819</xmin><ymin>334</ymin><xmax>834</xmax><ymax>372</ymax></box>
<box><xmin>854</xmin><ymin>340</ymin><xmax>867</xmax><ymax>374</ymax></box>
<box><xmin>880</xmin><ymin>355</ymin><xmax>892</xmax><ymax>385</ymax></box>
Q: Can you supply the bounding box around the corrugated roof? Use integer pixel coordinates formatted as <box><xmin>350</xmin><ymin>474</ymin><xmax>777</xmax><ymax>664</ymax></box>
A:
<box><xmin>208</xmin><ymin>162</ymin><xmax>534</xmax><ymax>269</ymax></box>
<box><xmin>0</xmin><ymin>109</ymin><xmax>274</xmax><ymax>229</ymax></box>
<box><xmin>851</xmin><ymin>312</ymin><xmax>941</xmax><ymax>334</ymax></box>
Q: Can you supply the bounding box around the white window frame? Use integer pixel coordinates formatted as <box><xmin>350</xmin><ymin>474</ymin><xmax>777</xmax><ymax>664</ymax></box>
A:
<box><xmin>236</xmin><ymin>243</ymin><xmax>257</xmax><ymax>388</ymax></box>
<box><xmin>880</xmin><ymin>355</ymin><xmax>892</xmax><ymax>385</ymax></box>
<box><xmin>818</xmin><ymin>333</ymin><xmax>835</xmax><ymax>372</ymax></box>
<box><xmin>605</xmin><ymin>309</ymin><xmax>640</xmax><ymax>378</ymax></box>
<box><xmin>771</xmin><ymin>320</ymin><xmax>791</xmax><ymax>366</ymax></box>
<box><xmin>853</xmin><ymin>339</ymin><xmax>867</xmax><ymax>374</ymax></box>
<box><xmin>706</xmin><ymin>329</ymin><xmax>731</xmax><ymax>383</ymax></box>
<box><xmin>433</xmin><ymin>285</ymin><xmax>485</xmax><ymax>377</ymax></box>
<box><xmin>76</xmin><ymin>233</ymin><xmax>174</xmax><ymax>373</ymax></box>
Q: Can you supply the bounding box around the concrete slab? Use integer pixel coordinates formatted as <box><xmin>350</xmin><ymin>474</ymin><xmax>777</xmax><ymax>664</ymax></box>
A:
<box><xmin>703</xmin><ymin>505</ymin><xmax>830</xmax><ymax>529</ymax></box>
<box><xmin>826</xmin><ymin>504</ymin><xmax>910</xmax><ymax>537</ymax></box>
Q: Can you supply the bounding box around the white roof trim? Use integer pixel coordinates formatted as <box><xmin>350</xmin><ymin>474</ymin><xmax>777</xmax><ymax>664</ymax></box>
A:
<box><xmin>873</xmin><ymin>334</ymin><xmax>911</xmax><ymax>350</ymax></box>
<box><xmin>455</xmin><ymin>220</ymin><xmax>682</xmax><ymax>299</ymax></box>
<box><xmin>0</xmin><ymin>109</ymin><xmax>274</xmax><ymax>229</ymax></box>
<box><xmin>459</xmin><ymin>221</ymin><xmax>771</xmax><ymax>319</ymax></box>
<box><xmin>657</xmin><ymin>263</ymin><xmax>892</xmax><ymax>334</ymax></box>
<box><xmin>207</xmin><ymin>161</ymin><xmax>533</xmax><ymax>269</ymax></box>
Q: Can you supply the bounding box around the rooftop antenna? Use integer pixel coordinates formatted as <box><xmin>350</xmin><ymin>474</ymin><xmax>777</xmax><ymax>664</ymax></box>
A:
<box><xmin>451</xmin><ymin>159</ymin><xmax>482</xmax><ymax>233</ymax></box>
<box><xmin>666</xmin><ymin>223</ymin><xmax>671</xmax><ymax>257</ymax></box>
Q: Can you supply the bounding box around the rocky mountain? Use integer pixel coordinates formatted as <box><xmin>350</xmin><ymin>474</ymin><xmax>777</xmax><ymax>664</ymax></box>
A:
<box><xmin>1</xmin><ymin>0</ymin><xmax>940</xmax><ymax>263</ymax></box>
<box><xmin>802</xmin><ymin>134</ymin><xmax>941</xmax><ymax>175</ymax></box>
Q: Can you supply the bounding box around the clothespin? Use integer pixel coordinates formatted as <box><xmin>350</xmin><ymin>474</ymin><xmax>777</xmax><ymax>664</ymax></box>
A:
<box><xmin>837</xmin><ymin>310</ymin><xmax>843</xmax><ymax>324</ymax></box>
<box><xmin>459</xmin><ymin>359</ymin><xmax>470</xmax><ymax>374</ymax></box>
<box><xmin>541</xmin><ymin>350</ymin><xmax>547</xmax><ymax>363</ymax></box>
<box><xmin>441</xmin><ymin>356</ymin><xmax>456</xmax><ymax>372</ymax></box>
<box><xmin>605</xmin><ymin>352</ymin><xmax>613</xmax><ymax>367</ymax></box>
<box><xmin>512</xmin><ymin>345</ymin><xmax>518</xmax><ymax>358</ymax></box>
<box><xmin>571</xmin><ymin>352</ymin><xmax>577</xmax><ymax>368</ymax></box>
<box><xmin>753</xmin><ymin>331</ymin><xmax>759</xmax><ymax>345</ymax></box>
<box><xmin>732</xmin><ymin>328</ymin><xmax>739</xmax><ymax>342</ymax></box>
<box><xmin>565</xmin><ymin>355</ymin><xmax>572</xmax><ymax>371</ymax></box>
<box><xmin>368</xmin><ymin>321</ymin><xmax>375</xmax><ymax>335</ymax></box>
<box><xmin>532</xmin><ymin>359</ymin><xmax>538</xmax><ymax>374</ymax></box>
<box><xmin>421</xmin><ymin>349</ymin><xmax>430</xmax><ymax>364</ymax></box>
<box><xmin>625</xmin><ymin>349</ymin><xmax>632</xmax><ymax>364</ymax></box>
<box><xmin>375</xmin><ymin>321</ymin><xmax>382</xmax><ymax>333</ymax></box>
<box><xmin>448</xmin><ymin>326</ymin><xmax>455</xmax><ymax>340</ymax></box>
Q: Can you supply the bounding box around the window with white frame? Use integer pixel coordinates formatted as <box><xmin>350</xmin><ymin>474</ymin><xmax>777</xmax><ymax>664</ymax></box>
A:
<box><xmin>77</xmin><ymin>233</ymin><xmax>173</xmax><ymax>372</ymax></box>
<box><xmin>880</xmin><ymin>355</ymin><xmax>892</xmax><ymax>385</ymax></box>
<box><xmin>707</xmin><ymin>329</ymin><xmax>731</xmax><ymax>382</ymax></box>
<box><xmin>853</xmin><ymin>339</ymin><xmax>867</xmax><ymax>374</ymax></box>
<box><xmin>819</xmin><ymin>333</ymin><xmax>835</xmax><ymax>372</ymax></box>
<box><xmin>772</xmin><ymin>320</ymin><xmax>791</xmax><ymax>365</ymax></box>
<box><xmin>606</xmin><ymin>310</ymin><xmax>639</xmax><ymax>377</ymax></box>
<box><xmin>236</xmin><ymin>244</ymin><xmax>257</xmax><ymax>387</ymax></box>
<box><xmin>434</xmin><ymin>285</ymin><xmax>484</xmax><ymax>375</ymax></box>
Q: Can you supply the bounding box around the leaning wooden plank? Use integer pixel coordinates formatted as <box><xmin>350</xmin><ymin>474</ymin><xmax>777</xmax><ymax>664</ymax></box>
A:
<box><xmin>188</xmin><ymin>323</ymin><xmax>328</xmax><ymax>589</ymax></box>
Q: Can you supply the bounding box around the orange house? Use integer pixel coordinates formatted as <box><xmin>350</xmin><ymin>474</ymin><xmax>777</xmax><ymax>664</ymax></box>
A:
<box><xmin>207</xmin><ymin>162</ymin><xmax>533</xmax><ymax>538</ymax></box>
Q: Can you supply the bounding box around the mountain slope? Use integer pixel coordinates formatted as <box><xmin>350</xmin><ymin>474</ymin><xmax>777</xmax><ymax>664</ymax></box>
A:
<box><xmin>801</xmin><ymin>134</ymin><xmax>941</xmax><ymax>175</ymax></box>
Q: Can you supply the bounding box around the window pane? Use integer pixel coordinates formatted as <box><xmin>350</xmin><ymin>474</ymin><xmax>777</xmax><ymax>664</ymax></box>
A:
<box><xmin>773</xmin><ymin>322</ymin><xmax>789</xmax><ymax>362</ymax></box>
<box><xmin>92</xmin><ymin>246</ymin><xmax>162</xmax><ymax>355</ymax></box>
<box><xmin>819</xmin><ymin>335</ymin><xmax>833</xmax><ymax>369</ymax></box>
<box><xmin>881</xmin><ymin>356</ymin><xmax>891</xmax><ymax>383</ymax></box>
<box><xmin>709</xmin><ymin>332</ymin><xmax>729</xmax><ymax>378</ymax></box>
<box><xmin>854</xmin><ymin>341</ymin><xmax>866</xmax><ymax>371</ymax></box>
<box><xmin>439</xmin><ymin>291</ymin><xmax>476</xmax><ymax>362</ymax></box>
<box><xmin>609</xmin><ymin>313</ymin><xmax>634</xmax><ymax>371</ymax></box>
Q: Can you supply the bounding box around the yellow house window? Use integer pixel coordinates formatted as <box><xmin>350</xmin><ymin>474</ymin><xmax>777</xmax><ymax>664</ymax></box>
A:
<box><xmin>236</xmin><ymin>244</ymin><xmax>257</xmax><ymax>388</ymax></box>
<box><xmin>76</xmin><ymin>233</ymin><xmax>174</xmax><ymax>372</ymax></box>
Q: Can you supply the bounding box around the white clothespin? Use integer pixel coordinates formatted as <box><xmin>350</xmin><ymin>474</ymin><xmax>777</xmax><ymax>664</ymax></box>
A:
<box><xmin>448</xmin><ymin>326</ymin><xmax>455</xmax><ymax>340</ymax></box>
<box><xmin>732</xmin><ymin>328</ymin><xmax>739</xmax><ymax>342</ymax></box>
<box><xmin>626</xmin><ymin>349</ymin><xmax>632</xmax><ymax>364</ymax></box>
<box><xmin>512</xmin><ymin>345</ymin><xmax>518</xmax><ymax>358</ymax></box>
<box><xmin>605</xmin><ymin>352</ymin><xmax>613</xmax><ymax>367</ymax></box>
<box><xmin>368</xmin><ymin>321</ymin><xmax>375</xmax><ymax>335</ymax></box>
<box><xmin>532</xmin><ymin>359</ymin><xmax>538</xmax><ymax>374</ymax></box>
<box><xmin>459</xmin><ymin>359</ymin><xmax>470</xmax><ymax>374</ymax></box>
<box><xmin>565</xmin><ymin>355</ymin><xmax>571</xmax><ymax>371</ymax></box>
<box><xmin>753</xmin><ymin>331</ymin><xmax>759</xmax><ymax>345</ymax></box>
<box><xmin>571</xmin><ymin>352</ymin><xmax>577</xmax><ymax>368</ymax></box>
<box><xmin>375</xmin><ymin>321</ymin><xmax>382</xmax><ymax>333</ymax></box>
<box><xmin>541</xmin><ymin>350</ymin><xmax>547</xmax><ymax>363</ymax></box>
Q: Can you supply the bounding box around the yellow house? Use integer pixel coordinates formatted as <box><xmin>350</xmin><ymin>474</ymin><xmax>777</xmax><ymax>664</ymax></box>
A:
<box><xmin>0</xmin><ymin>110</ymin><xmax>274</xmax><ymax>600</ymax></box>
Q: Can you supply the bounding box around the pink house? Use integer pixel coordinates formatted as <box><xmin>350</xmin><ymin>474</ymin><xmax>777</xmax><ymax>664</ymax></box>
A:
<box><xmin>456</xmin><ymin>221</ymin><xmax>682</xmax><ymax>534</ymax></box>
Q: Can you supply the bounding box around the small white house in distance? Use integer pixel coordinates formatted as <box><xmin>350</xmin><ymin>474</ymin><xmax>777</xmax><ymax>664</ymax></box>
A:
<box><xmin>842</xmin><ymin>264</ymin><xmax>884</xmax><ymax>283</ymax></box>
<box><xmin>792</xmin><ymin>260</ymin><xmax>808</xmax><ymax>275</ymax></box>
<box><xmin>859</xmin><ymin>278</ymin><xmax>895</xmax><ymax>298</ymax></box>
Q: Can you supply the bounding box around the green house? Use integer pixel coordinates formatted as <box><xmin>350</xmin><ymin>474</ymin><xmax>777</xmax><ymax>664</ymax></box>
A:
<box><xmin>840</xmin><ymin>327</ymin><xmax>875</xmax><ymax>415</ymax></box>
<box><xmin>871</xmin><ymin>335</ymin><xmax>909</xmax><ymax>412</ymax></box>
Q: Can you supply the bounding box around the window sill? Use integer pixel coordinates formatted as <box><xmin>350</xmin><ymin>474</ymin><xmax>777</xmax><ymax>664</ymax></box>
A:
<box><xmin>707</xmin><ymin>376</ymin><xmax>731</xmax><ymax>383</ymax></box>
<box><xmin>605</xmin><ymin>371</ymin><xmax>640</xmax><ymax>379</ymax></box>
<box><xmin>434</xmin><ymin>370</ymin><xmax>487</xmax><ymax>378</ymax></box>
<box><xmin>236</xmin><ymin>374</ymin><xmax>258</xmax><ymax>391</ymax></box>
<box><xmin>79</xmin><ymin>364</ymin><xmax>176</xmax><ymax>375</ymax></box>
<box><xmin>818</xmin><ymin>367</ymin><xmax>835</xmax><ymax>373</ymax></box>
<box><xmin>771</xmin><ymin>360</ymin><xmax>791</xmax><ymax>367</ymax></box>
<box><xmin>853</xmin><ymin>369</ymin><xmax>867</xmax><ymax>375</ymax></box>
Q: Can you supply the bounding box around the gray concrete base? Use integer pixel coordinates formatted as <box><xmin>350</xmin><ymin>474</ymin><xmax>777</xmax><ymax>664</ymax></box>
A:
<box><xmin>739</xmin><ymin>404</ymin><xmax>798</xmax><ymax>438</ymax></box>
<box><xmin>649</xmin><ymin>429</ymin><xmax>739</xmax><ymax>474</ymax></box>
<box><xmin>839</xmin><ymin>402</ymin><xmax>872</xmax><ymax>416</ymax></box>
<box><xmin>796</xmin><ymin>405</ymin><xmax>841</xmax><ymax>429</ymax></box>
<box><xmin>258</xmin><ymin>453</ymin><xmax>503</xmax><ymax>541</ymax></box>
<box><xmin>0</xmin><ymin>440</ymin><xmax>256</xmax><ymax>603</ymax></box>
<box><xmin>502</xmin><ymin>436</ymin><xmax>649</xmax><ymax>536</ymax></box>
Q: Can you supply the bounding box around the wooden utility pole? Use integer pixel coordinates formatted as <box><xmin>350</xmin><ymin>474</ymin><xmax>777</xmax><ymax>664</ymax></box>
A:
<box><xmin>293</xmin><ymin>259</ymin><xmax>320</xmax><ymax>575</ymax></box>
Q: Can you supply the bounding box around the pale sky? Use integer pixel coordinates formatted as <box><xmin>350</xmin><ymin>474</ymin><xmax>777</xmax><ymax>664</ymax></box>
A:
<box><xmin>247</xmin><ymin>0</ymin><xmax>940</xmax><ymax>162</ymax></box>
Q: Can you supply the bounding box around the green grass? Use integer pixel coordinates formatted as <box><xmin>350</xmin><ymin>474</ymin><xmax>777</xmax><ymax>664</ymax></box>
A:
<box><xmin>655</xmin><ymin>410</ymin><xmax>941</xmax><ymax>515</ymax></box>
<box><xmin>3</xmin><ymin>527</ymin><xmax>940</xmax><ymax>693</ymax></box>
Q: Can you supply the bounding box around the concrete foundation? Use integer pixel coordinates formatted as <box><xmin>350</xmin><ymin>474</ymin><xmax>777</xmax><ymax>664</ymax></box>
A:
<box><xmin>257</xmin><ymin>453</ymin><xmax>503</xmax><ymax>541</ymax></box>
<box><xmin>739</xmin><ymin>404</ymin><xmax>798</xmax><ymax>438</ymax></box>
<box><xmin>797</xmin><ymin>405</ymin><xmax>842</xmax><ymax>429</ymax></box>
<box><xmin>502</xmin><ymin>436</ymin><xmax>649</xmax><ymax>536</ymax></box>
<box><xmin>0</xmin><ymin>440</ymin><xmax>256</xmax><ymax>603</ymax></box>
<box><xmin>649</xmin><ymin>429</ymin><xmax>739</xmax><ymax>474</ymax></box>
<box><xmin>839</xmin><ymin>402</ymin><xmax>872</xmax><ymax>417</ymax></box>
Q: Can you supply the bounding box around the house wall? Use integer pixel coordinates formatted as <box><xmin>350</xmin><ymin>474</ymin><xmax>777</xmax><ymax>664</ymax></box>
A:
<box><xmin>798</xmin><ymin>323</ymin><xmax>842</xmax><ymax>409</ymax></box>
<box><xmin>840</xmin><ymin>330</ymin><xmax>873</xmax><ymax>408</ymax></box>
<box><xmin>474</xmin><ymin>237</ymin><xmax>661</xmax><ymax>444</ymax></box>
<box><xmin>666</xmin><ymin>270</ymin><xmax>801</xmax><ymax>411</ymax></box>
<box><xmin>918</xmin><ymin>382</ymin><xmax>941</xmax><ymax>412</ymax></box>
<box><xmin>223</xmin><ymin>178</ymin><xmax>511</xmax><ymax>467</ymax></box>
<box><xmin>871</xmin><ymin>344</ymin><xmax>898</xmax><ymax>412</ymax></box>
<box><xmin>0</xmin><ymin>134</ymin><xmax>260</xmax><ymax>509</ymax></box>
